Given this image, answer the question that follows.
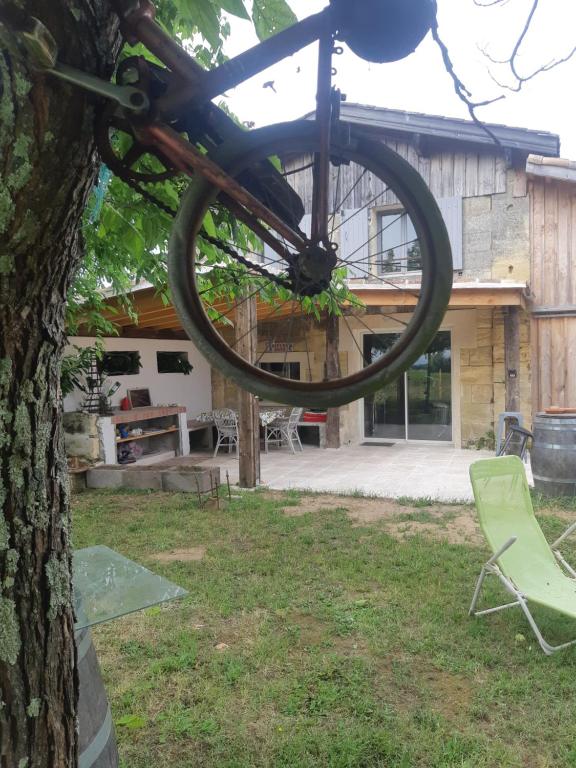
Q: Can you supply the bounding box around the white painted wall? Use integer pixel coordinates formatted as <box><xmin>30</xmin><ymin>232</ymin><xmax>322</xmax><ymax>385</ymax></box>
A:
<box><xmin>64</xmin><ymin>337</ymin><xmax>212</xmax><ymax>417</ymax></box>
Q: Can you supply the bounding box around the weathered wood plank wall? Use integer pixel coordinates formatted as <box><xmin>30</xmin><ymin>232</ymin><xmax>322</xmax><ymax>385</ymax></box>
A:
<box><xmin>286</xmin><ymin>143</ymin><xmax>507</xmax><ymax>210</ymax></box>
<box><xmin>530</xmin><ymin>177</ymin><xmax>576</xmax><ymax>410</ymax></box>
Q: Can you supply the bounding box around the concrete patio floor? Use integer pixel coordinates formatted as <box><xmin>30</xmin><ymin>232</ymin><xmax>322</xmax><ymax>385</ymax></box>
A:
<box><xmin>182</xmin><ymin>443</ymin><xmax>499</xmax><ymax>502</ymax></box>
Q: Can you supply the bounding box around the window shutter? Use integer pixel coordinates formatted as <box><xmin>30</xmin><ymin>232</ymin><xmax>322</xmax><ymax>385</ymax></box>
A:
<box><xmin>263</xmin><ymin>213</ymin><xmax>311</xmax><ymax>269</ymax></box>
<box><xmin>340</xmin><ymin>208</ymin><xmax>369</xmax><ymax>278</ymax></box>
<box><xmin>437</xmin><ymin>197</ymin><xmax>463</xmax><ymax>271</ymax></box>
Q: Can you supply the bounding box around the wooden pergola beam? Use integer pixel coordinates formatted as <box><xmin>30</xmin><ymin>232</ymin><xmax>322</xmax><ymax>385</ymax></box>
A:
<box><xmin>78</xmin><ymin>285</ymin><xmax>527</xmax><ymax>336</ymax></box>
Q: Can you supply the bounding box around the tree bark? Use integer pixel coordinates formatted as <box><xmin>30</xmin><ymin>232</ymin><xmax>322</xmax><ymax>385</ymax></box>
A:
<box><xmin>0</xmin><ymin>2</ymin><xmax>119</xmax><ymax>765</ymax></box>
<box><xmin>236</xmin><ymin>291</ymin><xmax>260</xmax><ymax>487</ymax></box>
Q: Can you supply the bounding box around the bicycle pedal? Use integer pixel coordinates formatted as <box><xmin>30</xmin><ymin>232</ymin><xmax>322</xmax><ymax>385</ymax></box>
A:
<box><xmin>19</xmin><ymin>17</ymin><xmax>58</xmax><ymax>69</ymax></box>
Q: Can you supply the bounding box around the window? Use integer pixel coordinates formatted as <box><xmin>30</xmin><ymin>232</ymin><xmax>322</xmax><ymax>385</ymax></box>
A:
<box><xmin>156</xmin><ymin>351</ymin><xmax>193</xmax><ymax>374</ymax></box>
<box><xmin>99</xmin><ymin>351</ymin><xmax>141</xmax><ymax>376</ymax></box>
<box><xmin>259</xmin><ymin>361</ymin><xmax>301</xmax><ymax>380</ymax></box>
<box><xmin>378</xmin><ymin>210</ymin><xmax>421</xmax><ymax>274</ymax></box>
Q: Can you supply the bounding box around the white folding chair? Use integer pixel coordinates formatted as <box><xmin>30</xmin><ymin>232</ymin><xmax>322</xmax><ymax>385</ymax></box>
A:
<box><xmin>213</xmin><ymin>409</ymin><xmax>238</xmax><ymax>457</ymax></box>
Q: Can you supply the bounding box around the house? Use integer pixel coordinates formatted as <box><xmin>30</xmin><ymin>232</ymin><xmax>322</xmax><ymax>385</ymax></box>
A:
<box><xmin>69</xmin><ymin>103</ymin><xmax>567</xmax><ymax>450</ymax></box>
<box><xmin>526</xmin><ymin>155</ymin><xmax>576</xmax><ymax>413</ymax></box>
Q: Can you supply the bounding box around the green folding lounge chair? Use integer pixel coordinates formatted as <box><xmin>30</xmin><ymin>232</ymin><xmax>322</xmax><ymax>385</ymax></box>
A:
<box><xmin>469</xmin><ymin>455</ymin><xmax>576</xmax><ymax>655</ymax></box>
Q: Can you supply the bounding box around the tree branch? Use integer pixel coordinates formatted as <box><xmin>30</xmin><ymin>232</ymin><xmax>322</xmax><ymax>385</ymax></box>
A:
<box><xmin>478</xmin><ymin>0</ymin><xmax>576</xmax><ymax>94</ymax></box>
<box><xmin>431</xmin><ymin>18</ymin><xmax>505</xmax><ymax>145</ymax></box>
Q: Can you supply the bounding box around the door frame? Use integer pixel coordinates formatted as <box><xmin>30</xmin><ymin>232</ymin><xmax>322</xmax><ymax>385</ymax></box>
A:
<box><xmin>352</xmin><ymin>316</ymin><xmax>464</xmax><ymax>447</ymax></box>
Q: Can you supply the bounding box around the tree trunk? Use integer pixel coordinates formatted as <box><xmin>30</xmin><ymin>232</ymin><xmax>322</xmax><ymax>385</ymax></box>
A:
<box><xmin>236</xmin><ymin>291</ymin><xmax>260</xmax><ymax>487</ymax></box>
<box><xmin>325</xmin><ymin>314</ymin><xmax>340</xmax><ymax>449</ymax></box>
<box><xmin>0</xmin><ymin>2</ymin><xmax>119</xmax><ymax>765</ymax></box>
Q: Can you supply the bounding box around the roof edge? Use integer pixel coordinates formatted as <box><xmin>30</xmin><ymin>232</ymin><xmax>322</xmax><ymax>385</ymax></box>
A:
<box><xmin>304</xmin><ymin>103</ymin><xmax>560</xmax><ymax>157</ymax></box>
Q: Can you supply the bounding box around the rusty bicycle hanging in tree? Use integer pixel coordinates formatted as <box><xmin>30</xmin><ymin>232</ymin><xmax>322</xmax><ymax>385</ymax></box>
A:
<box><xmin>21</xmin><ymin>0</ymin><xmax>452</xmax><ymax>407</ymax></box>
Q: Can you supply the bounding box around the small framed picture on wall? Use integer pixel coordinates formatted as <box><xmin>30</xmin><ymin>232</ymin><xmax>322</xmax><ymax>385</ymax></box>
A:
<box><xmin>127</xmin><ymin>388</ymin><xmax>152</xmax><ymax>408</ymax></box>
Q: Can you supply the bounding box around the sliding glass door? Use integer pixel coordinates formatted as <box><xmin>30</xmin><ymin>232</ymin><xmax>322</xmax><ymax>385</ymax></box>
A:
<box><xmin>363</xmin><ymin>331</ymin><xmax>452</xmax><ymax>442</ymax></box>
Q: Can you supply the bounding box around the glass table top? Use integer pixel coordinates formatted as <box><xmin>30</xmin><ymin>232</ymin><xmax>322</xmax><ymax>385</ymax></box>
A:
<box><xmin>73</xmin><ymin>545</ymin><xmax>188</xmax><ymax>630</ymax></box>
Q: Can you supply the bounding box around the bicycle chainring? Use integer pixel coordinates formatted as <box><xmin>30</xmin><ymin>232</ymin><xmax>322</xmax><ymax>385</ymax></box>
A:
<box><xmin>95</xmin><ymin>102</ymin><xmax>177</xmax><ymax>184</ymax></box>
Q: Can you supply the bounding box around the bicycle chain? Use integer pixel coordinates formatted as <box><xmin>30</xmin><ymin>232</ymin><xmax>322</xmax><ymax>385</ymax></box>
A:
<box><xmin>115</xmin><ymin>171</ymin><xmax>294</xmax><ymax>290</ymax></box>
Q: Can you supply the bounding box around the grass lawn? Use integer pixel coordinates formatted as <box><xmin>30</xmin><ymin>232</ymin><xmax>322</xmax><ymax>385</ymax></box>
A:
<box><xmin>73</xmin><ymin>487</ymin><xmax>576</xmax><ymax>768</ymax></box>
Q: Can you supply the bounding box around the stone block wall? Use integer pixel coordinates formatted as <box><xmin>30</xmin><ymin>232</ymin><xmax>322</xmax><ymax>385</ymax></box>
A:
<box><xmin>63</xmin><ymin>412</ymin><xmax>101</xmax><ymax>464</ymax></box>
<box><xmin>460</xmin><ymin>308</ymin><xmax>531</xmax><ymax>447</ymax></box>
<box><xmin>463</xmin><ymin>170</ymin><xmax>530</xmax><ymax>281</ymax></box>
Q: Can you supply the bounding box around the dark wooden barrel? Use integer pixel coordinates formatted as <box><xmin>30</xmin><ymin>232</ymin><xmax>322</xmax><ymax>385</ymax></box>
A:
<box><xmin>76</xmin><ymin>627</ymin><xmax>119</xmax><ymax>768</ymax></box>
<box><xmin>532</xmin><ymin>413</ymin><xmax>576</xmax><ymax>496</ymax></box>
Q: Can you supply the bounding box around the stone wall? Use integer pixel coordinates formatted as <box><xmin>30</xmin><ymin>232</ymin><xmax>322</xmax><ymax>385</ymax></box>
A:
<box><xmin>462</xmin><ymin>170</ymin><xmax>530</xmax><ymax>281</ymax></box>
<box><xmin>211</xmin><ymin>317</ymin><xmax>337</xmax><ymax>410</ymax></box>
<box><xmin>460</xmin><ymin>308</ymin><xmax>531</xmax><ymax>447</ymax></box>
<box><xmin>63</xmin><ymin>412</ymin><xmax>101</xmax><ymax>464</ymax></box>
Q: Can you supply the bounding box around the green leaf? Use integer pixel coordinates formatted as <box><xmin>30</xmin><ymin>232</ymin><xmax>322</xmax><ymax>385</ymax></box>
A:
<box><xmin>180</xmin><ymin>0</ymin><xmax>222</xmax><ymax>48</ymax></box>
<box><xmin>252</xmin><ymin>0</ymin><xmax>297</xmax><ymax>41</ymax></box>
<box><xmin>203</xmin><ymin>210</ymin><xmax>217</xmax><ymax>237</ymax></box>
<box><xmin>116</xmin><ymin>714</ymin><xmax>147</xmax><ymax>729</ymax></box>
<box><xmin>218</xmin><ymin>0</ymin><xmax>250</xmax><ymax>19</ymax></box>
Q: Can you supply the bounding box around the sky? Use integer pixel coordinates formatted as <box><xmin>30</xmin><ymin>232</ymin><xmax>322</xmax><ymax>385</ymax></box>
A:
<box><xmin>219</xmin><ymin>0</ymin><xmax>576</xmax><ymax>158</ymax></box>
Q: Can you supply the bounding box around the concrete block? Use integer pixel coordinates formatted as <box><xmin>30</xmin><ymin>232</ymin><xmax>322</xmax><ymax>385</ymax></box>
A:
<box><xmin>69</xmin><ymin>471</ymin><xmax>87</xmax><ymax>493</ymax></box>
<box><xmin>63</xmin><ymin>412</ymin><xmax>98</xmax><ymax>436</ymax></box>
<box><xmin>162</xmin><ymin>469</ymin><xmax>217</xmax><ymax>493</ymax></box>
<box><xmin>122</xmin><ymin>471</ymin><xmax>163</xmax><ymax>490</ymax></box>
<box><xmin>65</xmin><ymin>433</ymin><xmax>101</xmax><ymax>462</ymax></box>
<box><xmin>86</xmin><ymin>469</ymin><xmax>124</xmax><ymax>489</ymax></box>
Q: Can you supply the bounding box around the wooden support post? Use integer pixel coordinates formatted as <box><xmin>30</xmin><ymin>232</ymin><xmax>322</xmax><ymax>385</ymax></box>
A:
<box><xmin>236</xmin><ymin>290</ymin><xmax>260</xmax><ymax>487</ymax></box>
<box><xmin>504</xmin><ymin>306</ymin><xmax>521</xmax><ymax>413</ymax></box>
<box><xmin>325</xmin><ymin>313</ymin><xmax>341</xmax><ymax>449</ymax></box>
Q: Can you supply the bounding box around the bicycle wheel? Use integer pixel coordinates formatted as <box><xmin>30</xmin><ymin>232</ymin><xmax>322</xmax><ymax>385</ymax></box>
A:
<box><xmin>168</xmin><ymin>120</ymin><xmax>452</xmax><ymax>408</ymax></box>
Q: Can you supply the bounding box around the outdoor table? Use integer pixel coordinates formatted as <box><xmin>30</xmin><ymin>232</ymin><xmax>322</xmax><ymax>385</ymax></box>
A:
<box><xmin>193</xmin><ymin>408</ymin><xmax>287</xmax><ymax>427</ymax></box>
<box><xmin>74</xmin><ymin>546</ymin><xmax>187</xmax><ymax>768</ymax></box>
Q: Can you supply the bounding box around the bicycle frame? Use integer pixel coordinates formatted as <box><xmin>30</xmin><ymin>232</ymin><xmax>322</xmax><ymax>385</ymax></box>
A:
<box><xmin>116</xmin><ymin>0</ymin><xmax>340</xmax><ymax>248</ymax></box>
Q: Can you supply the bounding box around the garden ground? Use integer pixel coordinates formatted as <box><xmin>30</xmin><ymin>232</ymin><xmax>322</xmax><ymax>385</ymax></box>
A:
<box><xmin>74</xmin><ymin>485</ymin><xmax>576</xmax><ymax>768</ymax></box>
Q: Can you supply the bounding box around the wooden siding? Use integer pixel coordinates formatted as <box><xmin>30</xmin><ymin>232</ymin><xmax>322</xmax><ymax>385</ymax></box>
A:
<box><xmin>285</xmin><ymin>143</ymin><xmax>507</xmax><ymax>211</ymax></box>
<box><xmin>530</xmin><ymin>178</ymin><xmax>576</xmax><ymax>410</ymax></box>
<box><xmin>530</xmin><ymin>178</ymin><xmax>576</xmax><ymax>307</ymax></box>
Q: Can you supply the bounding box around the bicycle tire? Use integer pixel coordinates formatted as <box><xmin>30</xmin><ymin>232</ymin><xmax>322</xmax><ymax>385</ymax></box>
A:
<box><xmin>168</xmin><ymin>120</ymin><xmax>452</xmax><ymax>408</ymax></box>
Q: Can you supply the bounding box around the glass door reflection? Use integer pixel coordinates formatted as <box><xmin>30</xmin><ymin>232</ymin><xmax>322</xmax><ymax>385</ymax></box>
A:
<box><xmin>363</xmin><ymin>333</ymin><xmax>405</xmax><ymax>440</ymax></box>
<box><xmin>363</xmin><ymin>331</ymin><xmax>452</xmax><ymax>442</ymax></box>
<box><xmin>407</xmin><ymin>331</ymin><xmax>452</xmax><ymax>441</ymax></box>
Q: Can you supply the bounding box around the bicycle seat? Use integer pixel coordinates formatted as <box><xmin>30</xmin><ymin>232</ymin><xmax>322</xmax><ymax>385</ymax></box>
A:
<box><xmin>330</xmin><ymin>0</ymin><xmax>437</xmax><ymax>63</ymax></box>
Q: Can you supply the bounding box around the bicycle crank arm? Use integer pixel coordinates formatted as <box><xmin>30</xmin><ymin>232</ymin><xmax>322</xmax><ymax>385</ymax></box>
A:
<box><xmin>48</xmin><ymin>63</ymin><xmax>150</xmax><ymax>113</ymax></box>
<box><xmin>16</xmin><ymin>17</ymin><xmax>149</xmax><ymax>112</ymax></box>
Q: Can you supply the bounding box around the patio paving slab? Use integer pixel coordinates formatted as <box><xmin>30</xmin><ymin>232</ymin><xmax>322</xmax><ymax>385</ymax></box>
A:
<box><xmin>180</xmin><ymin>444</ymin><xmax>507</xmax><ymax>502</ymax></box>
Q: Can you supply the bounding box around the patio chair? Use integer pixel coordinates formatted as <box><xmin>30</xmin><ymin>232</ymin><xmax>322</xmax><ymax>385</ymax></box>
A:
<box><xmin>469</xmin><ymin>455</ymin><xmax>576</xmax><ymax>655</ymax></box>
<box><xmin>496</xmin><ymin>424</ymin><xmax>532</xmax><ymax>461</ymax></box>
<box><xmin>264</xmin><ymin>419</ymin><xmax>283</xmax><ymax>453</ymax></box>
<box><xmin>270</xmin><ymin>407</ymin><xmax>303</xmax><ymax>453</ymax></box>
<box><xmin>213</xmin><ymin>409</ymin><xmax>238</xmax><ymax>458</ymax></box>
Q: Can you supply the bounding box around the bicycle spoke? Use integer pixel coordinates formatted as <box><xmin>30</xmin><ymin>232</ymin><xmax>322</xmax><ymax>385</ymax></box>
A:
<box><xmin>332</xmin><ymin>166</ymin><xmax>368</xmax><ymax>213</ymax></box>
<box><xmin>340</xmin><ymin>305</ymin><xmax>368</xmax><ymax>364</ymax></box>
<box><xmin>329</xmin><ymin>163</ymin><xmax>342</xmax><ymax>238</ymax></box>
<box><xmin>350</xmin><ymin>305</ymin><xmax>409</xmax><ymax>330</ymax></box>
<box><xmin>170</xmin><ymin>121</ymin><xmax>452</xmax><ymax>406</ymax></box>
<box><xmin>331</xmin><ymin>186</ymin><xmax>391</xmax><ymax>235</ymax></box>
<box><xmin>211</xmin><ymin>278</ymin><xmax>274</xmax><ymax>326</ymax></box>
